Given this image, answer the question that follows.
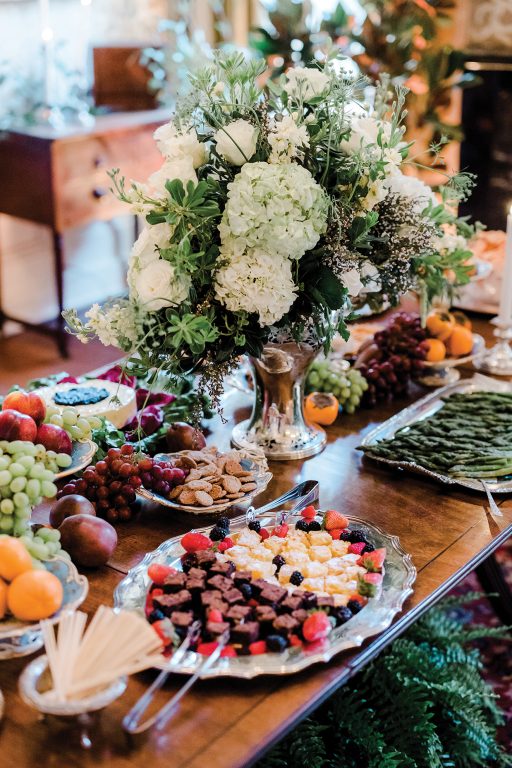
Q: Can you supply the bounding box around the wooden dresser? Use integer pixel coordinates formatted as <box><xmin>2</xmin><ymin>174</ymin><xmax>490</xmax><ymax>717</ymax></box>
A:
<box><xmin>0</xmin><ymin>109</ymin><xmax>167</xmax><ymax>355</ymax></box>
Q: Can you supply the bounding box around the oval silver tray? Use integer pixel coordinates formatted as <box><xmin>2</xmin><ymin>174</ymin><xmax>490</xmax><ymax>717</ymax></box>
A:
<box><xmin>360</xmin><ymin>373</ymin><xmax>512</xmax><ymax>494</ymax></box>
<box><xmin>114</xmin><ymin>512</ymin><xmax>416</xmax><ymax>679</ymax></box>
<box><xmin>136</xmin><ymin>452</ymin><xmax>272</xmax><ymax>516</ymax></box>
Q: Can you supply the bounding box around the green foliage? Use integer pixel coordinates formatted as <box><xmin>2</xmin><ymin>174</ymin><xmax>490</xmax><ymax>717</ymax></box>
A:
<box><xmin>256</xmin><ymin>595</ymin><xmax>511</xmax><ymax>768</ymax></box>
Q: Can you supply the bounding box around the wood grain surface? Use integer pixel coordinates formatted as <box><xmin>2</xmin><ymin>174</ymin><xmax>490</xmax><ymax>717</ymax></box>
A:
<box><xmin>0</xmin><ymin>313</ymin><xmax>511</xmax><ymax>768</ymax></box>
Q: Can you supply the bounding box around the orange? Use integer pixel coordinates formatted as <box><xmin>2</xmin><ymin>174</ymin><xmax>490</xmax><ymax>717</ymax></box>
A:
<box><xmin>446</xmin><ymin>325</ymin><xmax>473</xmax><ymax>357</ymax></box>
<box><xmin>0</xmin><ymin>577</ymin><xmax>7</xmax><ymax>619</ymax></box>
<box><xmin>452</xmin><ymin>310</ymin><xmax>472</xmax><ymax>331</ymax></box>
<box><xmin>423</xmin><ymin>338</ymin><xmax>446</xmax><ymax>362</ymax></box>
<box><xmin>425</xmin><ymin>310</ymin><xmax>455</xmax><ymax>341</ymax></box>
<box><xmin>7</xmin><ymin>569</ymin><xmax>63</xmax><ymax>621</ymax></box>
<box><xmin>0</xmin><ymin>537</ymin><xmax>33</xmax><ymax>582</ymax></box>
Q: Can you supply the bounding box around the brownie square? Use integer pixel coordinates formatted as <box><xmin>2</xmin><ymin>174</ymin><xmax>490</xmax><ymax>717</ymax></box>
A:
<box><xmin>273</xmin><ymin>614</ymin><xmax>300</xmax><ymax>636</ymax></box>
<box><xmin>210</xmin><ymin>561</ymin><xmax>235</xmax><ymax>578</ymax></box>
<box><xmin>208</xmin><ymin>599</ymin><xmax>229</xmax><ymax>614</ymax></box>
<box><xmin>233</xmin><ymin>570</ymin><xmax>252</xmax><ymax>586</ymax></box>
<box><xmin>225</xmin><ymin>604</ymin><xmax>254</xmax><ymax>624</ymax></box>
<box><xmin>170</xmin><ymin>611</ymin><xmax>194</xmax><ymax>629</ymax></box>
<box><xmin>206</xmin><ymin>620</ymin><xmax>230</xmax><ymax>639</ymax></box>
<box><xmin>231</xmin><ymin>621</ymin><xmax>260</xmax><ymax>646</ymax></box>
<box><xmin>254</xmin><ymin>605</ymin><xmax>277</xmax><ymax>632</ymax></box>
<box><xmin>195</xmin><ymin>550</ymin><xmax>217</xmax><ymax>569</ymax></box>
<box><xmin>301</xmin><ymin>591</ymin><xmax>318</xmax><ymax>609</ymax></box>
<box><xmin>281</xmin><ymin>595</ymin><xmax>304</xmax><ymax>613</ymax></box>
<box><xmin>163</xmin><ymin>572</ymin><xmax>187</xmax><ymax>593</ymax></box>
<box><xmin>291</xmin><ymin>609</ymin><xmax>308</xmax><ymax>624</ymax></box>
<box><xmin>207</xmin><ymin>574</ymin><xmax>234</xmax><ymax>592</ymax></box>
<box><xmin>186</xmin><ymin>577</ymin><xmax>206</xmax><ymax>597</ymax></box>
<box><xmin>259</xmin><ymin>584</ymin><xmax>287</xmax><ymax>606</ymax></box>
<box><xmin>223</xmin><ymin>587</ymin><xmax>244</xmax><ymax>606</ymax></box>
<box><xmin>317</xmin><ymin>595</ymin><xmax>335</xmax><ymax>609</ymax></box>
<box><xmin>188</xmin><ymin>567</ymin><xmax>207</xmax><ymax>581</ymax></box>
<box><xmin>250</xmin><ymin>578</ymin><xmax>270</xmax><ymax>596</ymax></box>
<box><xmin>200</xmin><ymin>590</ymin><xmax>223</xmax><ymax>608</ymax></box>
<box><xmin>154</xmin><ymin>590</ymin><xmax>192</xmax><ymax>614</ymax></box>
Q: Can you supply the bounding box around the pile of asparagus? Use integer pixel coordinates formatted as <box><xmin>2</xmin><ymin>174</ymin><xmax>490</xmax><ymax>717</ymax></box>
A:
<box><xmin>361</xmin><ymin>391</ymin><xmax>512</xmax><ymax>479</ymax></box>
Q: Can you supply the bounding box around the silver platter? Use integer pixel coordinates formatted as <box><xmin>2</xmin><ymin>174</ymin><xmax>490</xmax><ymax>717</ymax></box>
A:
<box><xmin>114</xmin><ymin>512</ymin><xmax>416</xmax><ymax>679</ymax></box>
<box><xmin>360</xmin><ymin>373</ymin><xmax>512</xmax><ymax>494</ymax></box>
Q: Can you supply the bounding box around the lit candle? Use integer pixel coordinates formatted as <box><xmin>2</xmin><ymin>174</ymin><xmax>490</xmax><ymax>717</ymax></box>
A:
<box><xmin>498</xmin><ymin>205</ymin><xmax>512</xmax><ymax>325</ymax></box>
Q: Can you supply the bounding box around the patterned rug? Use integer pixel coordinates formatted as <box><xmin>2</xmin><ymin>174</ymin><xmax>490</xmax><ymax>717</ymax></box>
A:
<box><xmin>451</xmin><ymin>541</ymin><xmax>512</xmax><ymax>750</ymax></box>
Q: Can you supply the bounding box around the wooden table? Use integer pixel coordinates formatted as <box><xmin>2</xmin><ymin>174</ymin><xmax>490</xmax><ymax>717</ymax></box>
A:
<box><xmin>0</xmin><ymin>110</ymin><xmax>166</xmax><ymax>356</ymax></box>
<box><xmin>0</xmin><ymin>315</ymin><xmax>511</xmax><ymax>768</ymax></box>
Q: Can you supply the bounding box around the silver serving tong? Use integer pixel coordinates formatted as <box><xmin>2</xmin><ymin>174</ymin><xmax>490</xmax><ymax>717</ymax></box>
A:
<box><xmin>244</xmin><ymin>479</ymin><xmax>319</xmax><ymax>525</ymax></box>
<box><xmin>122</xmin><ymin>623</ymin><xmax>228</xmax><ymax>734</ymax></box>
<box><xmin>480</xmin><ymin>479</ymin><xmax>503</xmax><ymax>518</ymax></box>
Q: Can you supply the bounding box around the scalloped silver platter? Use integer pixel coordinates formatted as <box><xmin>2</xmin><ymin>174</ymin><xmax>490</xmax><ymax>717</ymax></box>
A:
<box><xmin>136</xmin><ymin>453</ymin><xmax>272</xmax><ymax>516</ymax></box>
<box><xmin>55</xmin><ymin>439</ymin><xmax>97</xmax><ymax>480</ymax></box>
<box><xmin>361</xmin><ymin>373</ymin><xmax>512</xmax><ymax>494</ymax></box>
<box><xmin>114</xmin><ymin>513</ymin><xmax>416</xmax><ymax>678</ymax></box>
<box><xmin>0</xmin><ymin>555</ymin><xmax>89</xmax><ymax>659</ymax></box>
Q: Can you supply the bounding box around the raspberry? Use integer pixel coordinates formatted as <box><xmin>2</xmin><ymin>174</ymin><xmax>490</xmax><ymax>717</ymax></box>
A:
<box><xmin>248</xmin><ymin>520</ymin><xmax>261</xmax><ymax>533</ymax></box>
<box><xmin>181</xmin><ymin>532</ymin><xmax>212</xmax><ymax>553</ymax></box>
<box><xmin>197</xmin><ymin>641</ymin><xmax>219</xmax><ymax>656</ymax></box>
<box><xmin>302</xmin><ymin>612</ymin><xmax>332</xmax><ymax>643</ymax></box>
<box><xmin>147</xmin><ymin>563</ymin><xmax>177</xmax><ymax>583</ymax></box>
<box><xmin>348</xmin><ymin>542</ymin><xmax>366</xmax><ymax>555</ymax></box>
<box><xmin>259</xmin><ymin>528</ymin><xmax>270</xmax><ymax>540</ymax></box>
<box><xmin>217</xmin><ymin>540</ymin><xmax>231</xmax><ymax>553</ymax></box>
<box><xmin>150</xmin><ymin>588</ymin><xmax>164</xmax><ymax>597</ymax></box>
<box><xmin>223</xmin><ymin>537</ymin><xmax>234</xmax><ymax>549</ymax></box>
<box><xmin>323</xmin><ymin>509</ymin><xmax>349</xmax><ymax>531</ymax></box>
<box><xmin>289</xmin><ymin>635</ymin><xmax>303</xmax><ymax>648</ymax></box>
<box><xmin>249</xmin><ymin>640</ymin><xmax>267</xmax><ymax>655</ymax></box>
<box><xmin>300</xmin><ymin>505</ymin><xmax>317</xmax><ymax>521</ymax></box>
<box><xmin>208</xmin><ymin>609</ymin><xmax>223</xmax><ymax>623</ymax></box>
<box><xmin>273</xmin><ymin>523</ymin><xmax>289</xmax><ymax>538</ymax></box>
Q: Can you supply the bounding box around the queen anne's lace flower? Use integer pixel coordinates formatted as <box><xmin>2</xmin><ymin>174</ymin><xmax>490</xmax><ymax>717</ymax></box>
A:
<box><xmin>214</xmin><ymin>248</ymin><xmax>297</xmax><ymax>325</ymax></box>
<box><xmin>341</xmin><ymin>116</ymin><xmax>406</xmax><ymax>171</ymax></box>
<box><xmin>219</xmin><ymin>162</ymin><xmax>328</xmax><ymax>261</ymax></box>
<box><xmin>268</xmin><ymin>115</ymin><xmax>310</xmax><ymax>163</ymax></box>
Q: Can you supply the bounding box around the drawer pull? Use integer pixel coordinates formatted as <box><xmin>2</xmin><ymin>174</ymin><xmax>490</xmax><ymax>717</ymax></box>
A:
<box><xmin>92</xmin><ymin>187</ymin><xmax>108</xmax><ymax>199</ymax></box>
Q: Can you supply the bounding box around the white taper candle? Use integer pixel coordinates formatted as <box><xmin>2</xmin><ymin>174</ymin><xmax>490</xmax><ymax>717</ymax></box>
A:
<box><xmin>498</xmin><ymin>205</ymin><xmax>512</xmax><ymax>325</ymax></box>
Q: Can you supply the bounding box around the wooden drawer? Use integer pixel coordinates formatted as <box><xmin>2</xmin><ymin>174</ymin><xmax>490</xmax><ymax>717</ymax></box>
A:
<box><xmin>52</xmin><ymin>124</ymin><xmax>163</xmax><ymax>231</ymax></box>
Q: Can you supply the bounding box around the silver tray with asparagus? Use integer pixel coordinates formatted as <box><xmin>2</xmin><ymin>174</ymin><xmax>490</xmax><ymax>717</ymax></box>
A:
<box><xmin>359</xmin><ymin>374</ymin><xmax>512</xmax><ymax>494</ymax></box>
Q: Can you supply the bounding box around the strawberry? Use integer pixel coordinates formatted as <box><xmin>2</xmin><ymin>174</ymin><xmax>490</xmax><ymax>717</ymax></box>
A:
<box><xmin>221</xmin><ymin>645</ymin><xmax>237</xmax><ymax>658</ymax></box>
<box><xmin>181</xmin><ymin>532</ymin><xmax>212</xmax><ymax>553</ymax></box>
<box><xmin>358</xmin><ymin>547</ymin><xmax>386</xmax><ymax>572</ymax></box>
<box><xmin>323</xmin><ymin>509</ymin><xmax>349</xmax><ymax>531</ymax></box>
<box><xmin>149</xmin><ymin>587</ymin><xmax>163</xmax><ymax>597</ymax></box>
<box><xmin>223</xmin><ymin>537</ymin><xmax>234</xmax><ymax>549</ymax></box>
<box><xmin>207</xmin><ymin>609</ymin><xmax>223</xmax><ymax>623</ymax></box>
<box><xmin>273</xmin><ymin>523</ymin><xmax>289</xmax><ymax>538</ymax></box>
<box><xmin>302</xmin><ymin>611</ymin><xmax>332</xmax><ymax>643</ymax></box>
<box><xmin>329</xmin><ymin>528</ymin><xmax>344</xmax><ymax>540</ymax></box>
<box><xmin>300</xmin><ymin>505</ymin><xmax>317</xmax><ymax>521</ymax></box>
<box><xmin>289</xmin><ymin>635</ymin><xmax>303</xmax><ymax>648</ymax></box>
<box><xmin>348</xmin><ymin>542</ymin><xmax>366</xmax><ymax>555</ymax></box>
<box><xmin>197</xmin><ymin>641</ymin><xmax>219</xmax><ymax>656</ymax></box>
<box><xmin>152</xmin><ymin>618</ymin><xmax>174</xmax><ymax>646</ymax></box>
<box><xmin>259</xmin><ymin>528</ymin><xmax>270</xmax><ymax>540</ymax></box>
<box><xmin>144</xmin><ymin>590</ymin><xmax>154</xmax><ymax>615</ymax></box>
<box><xmin>249</xmin><ymin>640</ymin><xmax>267</xmax><ymax>655</ymax></box>
<box><xmin>147</xmin><ymin>563</ymin><xmax>177</xmax><ymax>583</ymax></box>
<box><xmin>358</xmin><ymin>572</ymin><xmax>383</xmax><ymax>598</ymax></box>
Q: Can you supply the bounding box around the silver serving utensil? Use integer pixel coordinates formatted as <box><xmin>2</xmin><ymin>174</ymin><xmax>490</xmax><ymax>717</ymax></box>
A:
<box><xmin>245</xmin><ymin>479</ymin><xmax>319</xmax><ymax>525</ymax></box>
<box><xmin>480</xmin><ymin>479</ymin><xmax>503</xmax><ymax>517</ymax></box>
<box><xmin>122</xmin><ymin>620</ymin><xmax>207</xmax><ymax>734</ymax></box>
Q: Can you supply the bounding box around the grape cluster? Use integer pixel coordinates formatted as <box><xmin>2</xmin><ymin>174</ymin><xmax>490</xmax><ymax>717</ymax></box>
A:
<box><xmin>0</xmin><ymin>440</ymin><xmax>63</xmax><ymax>560</ymax></box>
<box><xmin>58</xmin><ymin>445</ymin><xmax>186</xmax><ymax>524</ymax></box>
<box><xmin>306</xmin><ymin>359</ymin><xmax>369</xmax><ymax>414</ymax></box>
<box><xmin>357</xmin><ymin>313</ymin><xmax>427</xmax><ymax>407</ymax></box>
<box><xmin>44</xmin><ymin>404</ymin><xmax>102</xmax><ymax>442</ymax></box>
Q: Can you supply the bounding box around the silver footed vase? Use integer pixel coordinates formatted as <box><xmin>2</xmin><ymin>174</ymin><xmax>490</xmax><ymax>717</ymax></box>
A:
<box><xmin>231</xmin><ymin>341</ymin><xmax>326</xmax><ymax>461</ymax></box>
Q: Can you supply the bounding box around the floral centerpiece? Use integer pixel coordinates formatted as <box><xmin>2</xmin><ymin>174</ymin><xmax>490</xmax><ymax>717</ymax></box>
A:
<box><xmin>66</xmin><ymin>53</ymin><xmax>474</xmax><ymax>459</ymax></box>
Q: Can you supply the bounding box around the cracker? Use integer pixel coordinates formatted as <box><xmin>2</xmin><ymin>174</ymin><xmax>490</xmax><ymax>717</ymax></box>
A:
<box><xmin>187</xmin><ymin>479</ymin><xmax>212</xmax><ymax>491</ymax></box>
<box><xmin>175</xmin><ymin>455</ymin><xmax>197</xmax><ymax>469</ymax></box>
<box><xmin>209</xmin><ymin>484</ymin><xmax>226</xmax><ymax>500</ymax></box>
<box><xmin>195</xmin><ymin>490</ymin><xmax>214</xmax><ymax>506</ymax></box>
<box><xmin>222</xmin><ymin>475</ymin><xmax>241</xmax><ymax>493</ymax></box>
<box><xmin>226</xmin><ymin>491</ymin><xmax>245</xmax><ymax>499</ymax></box>
<box><xmin>179</xmin><ymin>489</ymin><xmax>197</xmax><ymax>505</ymax></box>
<box><xmin>241</xmin><ymin>482</ymin><xmax>257</xmax><ymax>491</ymax></box>
<box><xmin>225</xmin><ymin>460</ymin><xmax>244</xmax><ymax>476</ymax></box>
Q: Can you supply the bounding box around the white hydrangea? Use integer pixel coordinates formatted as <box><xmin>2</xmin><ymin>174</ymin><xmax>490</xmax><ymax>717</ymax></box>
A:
<box><xmin>85</xmin><ymin>302</ymin><xmax>139</xmax><ymax>349</ymax></box>
<box><xmin>385</xmin><ymin>172</ymin><xmax>438</xmax><ymax>214</ymax></box>
<box><xmin>218</xmin><ymin>162</ymin><xmax>329</xmax><ymax>261</ymax></box>
<box><xmin>284</xmin><ymin>67</ymin><xmax>330</xmax><ymax>101</ymax></box>
<box><xmin>153</xmin><ymin>122</ymin><xmax>207</xmax><ymax>168</ymax></box>
<box><xmin>214</xmin><ymin>248</ymin><xmax>297</xmax><ymax>326</ymax></box>
<box><xmin>268</xmin><ymin>115</ymin><xmax>310</xmax><ymax>163</ymax></box>
<box><xmin>148</xmin><ymin>156</ymin><xmax>197</xmax><ymax>198</ymax></box>
<box><xmin>341</xmin><ymin>116</ymin><xmax>406</xmax><ymax>171</ymax></box>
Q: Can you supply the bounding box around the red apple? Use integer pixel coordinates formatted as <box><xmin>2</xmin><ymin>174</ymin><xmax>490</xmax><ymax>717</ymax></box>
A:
<box><xmin>2</xmin><ymin>390</ymin><xmax>46</xmax><ymax>425</ymax></box>
<box><xmin>0</xmin><ymin>410</ymin><xmax>37</xmax><ymax>442</ymax></box>
<box><xmin>59</xmin><ymin>515</ymin><xmax>118</xmax><ymax>568</ymax></box>
<box><xmin>36</xmin><ymin>423</ymin><xmax>73</xmax><ymax>455</ymax></box>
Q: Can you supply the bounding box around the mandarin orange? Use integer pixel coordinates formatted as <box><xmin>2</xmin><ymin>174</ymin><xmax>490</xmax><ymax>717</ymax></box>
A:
<box><xmin>423</xmin><ymin>338</ymin><xmax>446</xmax><ymax>362</ymax></box>
<box><xmin>446</xmin><ymin>325</ymin><xmax>473</xmax><ymax>357</ymax></box>
<box><xmin>7</xmin><ymin>569</ymin><xmax>63</xmax><ymax>621</ymax></box>
<box><xmin>0</xmin><ymin>537</ymin><xmax>33</xmax><ymax>582</ymax></box>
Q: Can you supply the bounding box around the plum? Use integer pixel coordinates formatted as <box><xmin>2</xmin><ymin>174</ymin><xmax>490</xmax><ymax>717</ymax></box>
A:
<box><xmin>49</xmin><ymin>494</ymin><xmax>96</xmax><ymax>528</ymax></box>
<box><xmin>166</xmin><ymin>422</ymin><xmax>206</xmax><ymax>452</ymax></box>
<box><xmin>59</xmin><ymin>514</ymin><xmax>117</xmax><ymax>568</ymax></box>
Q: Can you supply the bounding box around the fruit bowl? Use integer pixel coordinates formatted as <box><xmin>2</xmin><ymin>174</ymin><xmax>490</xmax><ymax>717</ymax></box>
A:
<box><xmin>417</xmin><ymin>333</ymin><xmax>485</xmax><ymax>387</ymax></box>
<box><xmin>0</xmin><ymin>556</ymin><xmax>88</xmax><ymax>660</ymax></box>
<box><xmin>55</xmin><ymin>439</ymin><xmax>97</xmax><ymax>480</ymax></box>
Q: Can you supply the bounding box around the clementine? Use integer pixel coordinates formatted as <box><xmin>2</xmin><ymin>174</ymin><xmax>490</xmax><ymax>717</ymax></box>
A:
<box><xmin>446</xmin><ymin>326</ymin><xmax>473</xmax><ymax>357</ymax></box>
<box><xmin>0</xmin><ymin>537</ymin><xmax>33</xmax><ymax>582</ymax></box>
<box><xmin>423</xmin><ymin>338</ymin><xmax>446</xmax><ymax>362</ymax></box>
<box><xmin>452</xmin><ymin>310</ymin><xmax>472</xmax><ymax>331</ymax></box>
<box><xmin>425</xmin><ymin>310</ymin><xmax>455</xmax><ymax>341</ymax></box>
<box><xmin>0</xmin><ymin>577</ymin><xmax>7</xmax><ymax>619</ymax></box>
<box><xmin>7</xmin><ymin>569</ymin><xmax>63</xmax><ymax>621</ymax></box>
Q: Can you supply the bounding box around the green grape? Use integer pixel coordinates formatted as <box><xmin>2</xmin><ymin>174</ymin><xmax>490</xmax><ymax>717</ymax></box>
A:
<box><xmin>10</xmin><ymin>476</ymin><xmax>27</xmax><ymax>493</ymax></box>
<box><xmin>9</xmin><ymin>462</ymin><xmax>27</xmax><ymax>477</ymax></box>
<box><xmin>25</xmin><ymin>539</ymin><xmax>49</xmax><ymax>561</ymax></box>
<box><xmin>77</xmin><ymin>417</ymin><xmax>91</xmax><ymax>434</ymax></box>
<box><xmin>46</xmin><ymin>450</ymin><xmax>57</xmax><ymax>460</ymax></box>
<box><xmin>18</xmin><ymin>455</ymin><xmax>35</xmax><ymax>470</ymax></box>
<box><xmin>49</xmin><ymin>414</ymin><xmax>64</xmax><ymax>427</ymax></box>
<box><xmin>0</xmin><ymin>498</ymin><xmax>14</xmax><ymax>514</ymax></box>
<box><xmin>0</xmin><ymin>516</ymin><xmax>12</xmax><ymax>531</ymax></box>
<box><xmin>29</xmin><ymin>462</ymin><xmax>46</xmax><ymax>479</ymax></box>
<box><xmin>13</xmin><ymin>492</ymin><xmax>29</xmax><ymax>508</ymax></box>
<box><xmin>0</xmin><ymin>456</ymin><xmax>11</xmax><ymax>470</ymax></box>
<box><xmin>341</xmin><ymin>387</ymin><xmax>350</xmax><ymax>399</ymax></box>
<box><xmin>308</xmin><ymin>371</ymin><xmax>320</xmax><ymax>388</ymax></box>
<box><xmin>0</xmin><ymin>486</ymin><xmax>12</xmax><ymax>499</ymax></box>
<box><xmin>88</xmin><ymin>416</ymin><xmax>102</xmax><ymax>430</ymax></box>
<box><xmin>26</xmin><ymin>479</ymin><xmax>42</xmax><ymax>502</ymax></box>
<box><xmin>41</xmin><ymin>481</ymin><xmax>58</xmax><ymax>498</ymax></box>
<box><xmin>345</xmin><ymin>403</ymin><xmax>356</xmax><ymax>414</ymax></box>
<box><xmin>69</xmin><ymin>425</ymin><xmax>83</xmax><ymax>441</ymax></box>
<box><xmin>0</xmin><ymin>470</ymin><xmax>11</xmax><ymax>486</ymax></box>
<box><xmin>13</xmin><ymin>518</ymin><xmax>28</xmax><ymax>536</ymax></box>
<box><xmin>56</xmin><ymin>453</ymin><xmax>72</xmax><ymax>468</ymax></box>
<box><xmin>36</xmin><ymin>526</ymin><xmax>60</xmax><ymax>543</ymax></box>
<box><xmin>40</xmin><ymin>469</ymin><xmax>55</xmax><ymax>483</ymax></box>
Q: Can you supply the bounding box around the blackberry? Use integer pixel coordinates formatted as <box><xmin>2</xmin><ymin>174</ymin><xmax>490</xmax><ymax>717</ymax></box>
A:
<box><xmin>334</xmin><ymin>606</ymin><xmax>353</xmax><ymax>625</ymax></box>
<box><xmin>290</xmin><ymin>571</ymin><xmax>304</xmax><ymax>586</ymax></box>
<box><xmin>272</xmin><ymin>555</ymin><xmax>286</xmax><ymax>573</ymax></box>
<box><xmin>339</xmin><ymin>531</ymin><xmax>353</xmax><ymax>542</ymax></box>
<box><xmin>210</xmin><ymin>525</ymin><xmax>228</xmax><ymax>541</ymax></box>
<box><xmin>248</xmin><ymin>520</ymin><xmax>261</xmax><ymax>533</ymax></box>
<box><xmin>348</xmin><ymin>529</ymin><xmax>369</xmax><ymax>544</ymax></box>
<box><xmin>347</xmin><ymin>599</ymin><xmax>363</xmax><ymax>615</ymax></box>
<box><xmin>217</xmin><ymin>515</ymin><xmax>231</xmax><ymax>530</ymax></box>
<box><xmin>148</xmin><ymin>609</ymin><xmax>165</xmax><ymax>624</ymax></box>
<box><xmin>181</xmin><ymin>553</ymin><xmax>198</xmax><ymax>573</ymax></box>
<box><xmin>266</xmin><ymin>634</ymin><xmax>287</xmax><ymax>652</ymax></box>
<box><xmin>307</xmin><ymin>520</ymin><xmax>322</xmax><ymax>531</ymax></box>
<box><xmin>362</xmin><ymin>543</ymin><xmax>375</xmax><ymax>553</ymax></box>
<box><xmin>295</xmin><ymin>519</ymin><xmax>310</xmax><ymax>532</ymax></box>
<box><xmin>240</xmin><ymin>583</ymin><xmax>253</xmax><ymax>600</ymax></box>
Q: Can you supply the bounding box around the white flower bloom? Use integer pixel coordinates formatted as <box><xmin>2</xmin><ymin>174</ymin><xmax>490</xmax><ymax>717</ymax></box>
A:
<box><xmin>268</xmin><ymin>115</ymin><xmax>310</xmax><ymax>163</ymax></box>
<box><xmin>153</xmin><ymin>122</ymin><xmax>207</xmax><ymax>168</ymax></box>
<box><xmin>284</xmin><ymin>67</ymin><xmax>330</xmax><ymax>101</ymax></box>
<box><xmin>361</xmin><ymin>261</ymin><xmax>382</xmax><ymax>293</ymax></box>
<box><xmin>85</xmin><ymin>302</ymin><xmax>139</xmax><ymax>349</ymax></box>
<box><xmin>340</xmin><ymin>268</ymin><xmax>363</xmax><ymax>297</ymax></box>
<box><xmin>131</xmin><ymin>258</ymin><xmax>190</xmax><ymax>311</ymax></box>
<box><xmin>341</xmin><ymin>115</ymin><xmax>406</xmax><ymax>169</ymax></box>
<box><xmin>212</xmin><ymin>81</ymin><xmax>225</xmax><ymax>96</ymax></box>
<box><xmin>386</xmin><ymin>172</ymin><xmax>437</xmax><ymax>214</ymax></box>
<box><xmin>219</xmin><ymin>162</ymin><xmax>328</xmax><ymax>261</ymax></box>
<box><xmin>148</xmin><ymin>156</ymin><xmax>197</xmax><ymax>197</ymax></box>
<box><xmin>214</xmin><ymin>248</ymin><xmax>297</xmax><ymax>325</ymax></box>
<box><xmin>129</xmin><ymin>223</ymin><xmax>173</xmax><ymax>273</ymax></box>
<box><xmin>359</xmin><ymin>177</ymin><xmax>389</xmax><ymax>211</ymax></box>
<box><xmin>435</xmin><ymin>231</ymin><xmax>468</xmax><ymax>253</ymax></box>
<box><xmin>125</xmin><ymin>180</ymin><xmax>153</xmax><ymax>215</ymax></box>
<box><xmin>215</xmin><ymin>119</ymin><xmax>259</xmax><ymax>165</ymax></box>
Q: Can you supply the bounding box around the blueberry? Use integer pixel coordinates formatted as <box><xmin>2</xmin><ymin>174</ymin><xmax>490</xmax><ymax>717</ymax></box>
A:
<box><xmin>248</xmin><ymin>520</ymin><xmax>261</xmax><ymax>533</ymax></box>
<box><xmin>266</xmin><ymin>634</ymin><xmax>287</xmax><ymax>652</ymax></box>
<box><xmin>210</xmin><ymin>525</ymin><xmax>228</xmax><ymax>541</ymax></box>
<box><xmin>347</xmin><ymin>599</ymin><xmax>363</xmax><ymax>615</ymax></box>
<box><xmin>295</xmin><ymin>519</ymin><xmax>309</xmax><ymax>532</ymax></box>
<box><xmin>148</xmin><ymin>609</ymin><xmax>165</xmax><ymax>624</ymax></box>
<box><xmin>272</xmin><ymin>555</ymin><xmax>286</xmax><ymax>573</ymax></box>
<box><xmin>334</xmin><ymin>606</ymin><xmax>353</xmax><ymax>625</ymax></box>
<box><xmin>290</xmin><ymin>571</ymin><xmax>304</xmax><ymax>587</ymax></box>
<box><xmin>240</xmin><ymin>583</ymin><xmax>252</xmax><ymax>600</ymax></box>
<box><xmin>307</xmin><ymin>520</ymin><xmax>322</xmax><ymax>531</ymax></box>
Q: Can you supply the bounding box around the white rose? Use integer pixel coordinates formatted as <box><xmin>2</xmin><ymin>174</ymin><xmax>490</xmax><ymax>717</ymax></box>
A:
<box><xmin>386</xmin><ymin>172</ymin><xmax>437</xmax><ymax>214</ymax></box>
<box><xmin>340</xmin><ymin>268</ymin><xmax>363</xmax><ymax>298</ymax></box>
<box><xmin>436</xmin><ymin>232</ymin><xmax>468</xmax><ymax>253</ymax></box>
<box><xmin>284</xmin><ymin>66</ymin><xmax>330</xmax><ymax>101</ymax></box>
<box><xmin>215</xmin><ymin>119</ymin><xmax>258</xmax><ymax>166</ymax></box>
<box><xmin>148</xmin><ymin>156</ymin><xmax>197</xmax><ymax>197</ymax></box>
<box><xmin>153</xmin><ymin>122</ymin><xmax>207</xmax><ymax>168</ymax></box>
<box><xmin>132</xmin><ymin>259</ymin><xmax>190</xmax><ymax>311</ymax></box>
<box><xmin>361</xmin><ymin>261</ymin><xmax>381</xmax><ymax>293</ymax></box>
<box><xmin>341</xmin><ymin>116</ymin><xmax>406</xmax><ymax>169</ymax></box>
